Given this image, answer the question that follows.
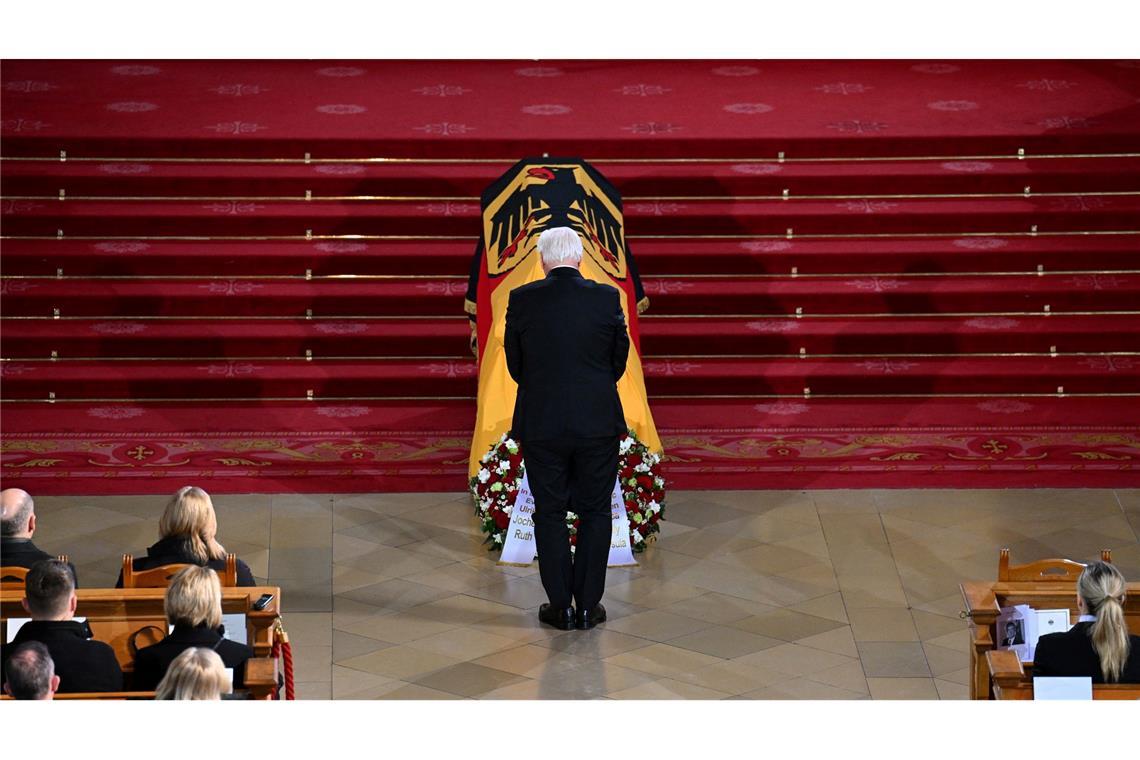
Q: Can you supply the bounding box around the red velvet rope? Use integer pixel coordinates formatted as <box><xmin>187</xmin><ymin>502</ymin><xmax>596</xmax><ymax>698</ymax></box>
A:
<box><xmin>271</xmin><ymin>627</ymin><xmax>296</xmax><ymax>700</ymax></box>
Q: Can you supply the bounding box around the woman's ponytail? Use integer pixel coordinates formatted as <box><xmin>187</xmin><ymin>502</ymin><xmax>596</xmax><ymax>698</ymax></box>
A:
<box><xmin>1078</xmin><ymin>561</ymin><xmax>1130</xmax><ymax>682</ymax></box>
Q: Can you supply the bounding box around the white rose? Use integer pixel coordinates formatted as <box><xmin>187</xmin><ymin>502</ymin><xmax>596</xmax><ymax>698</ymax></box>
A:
<box><xmin>478</xmin><ymin>468</ymin><xmax>490</xmax><ymax>483</ymax></box>
<box><xmin>619</xmin><ymin>438</ymin><xmax>633</xmax><ymax>454</ymax></box>
<box><xmin>493</xmin><ymin>534</ymin><xmax>503</xmax><ymax>543</ymax></box>
<box><xmin>647</xmin><ymin>500</ymin><xmax>660</xmax><ymax>513</ymax></box>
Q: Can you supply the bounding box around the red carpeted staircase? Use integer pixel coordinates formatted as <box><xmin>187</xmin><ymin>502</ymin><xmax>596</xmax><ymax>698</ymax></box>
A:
<box><xmin>2</xmin><ymin>59</ymin><xmax>1139</xmax><ymax>492</ymax></box>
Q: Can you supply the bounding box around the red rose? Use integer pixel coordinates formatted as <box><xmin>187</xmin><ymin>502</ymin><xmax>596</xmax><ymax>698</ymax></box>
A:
<box><xmin>626</xmin><ymin>454</ymin><xmax>642</xmax><ymax>467</ymax></box>
<box><xmin>508</xmin><ymin>453</ymin><xmax>522</xmax><ymax>468</ymax></box>
<box><xmin>569</xmin><ymin>534</ymin><xmax>578</xmax><ymax>546</ymax></box>
<box><xmin>636</xmin><ymin>475</ymin><xmax>654</xmax><ymax>489</ymax></box>
<box><xmin>649</xmin><ymin>513</ymin><xmax>660</xmax><ymax>523</ymax></box>
<box><xmin>620</xmin><ymin>467</ymin><xmax>635</xmax><ymax>479</ymax></box>
<box><xmin>505</xmin><ymin>490</ymin><xmax>518</xmax><ymax>504</ymax></box>
<box><xmin>492</xmin><ymin>510</ymin><xmax>510</xmax><ymax>529</ymax></box>
<box><xmin>572</xmin><ymin>519</ymin><xmax>581</xmax><ymax>528</ymax></box>
<box><xmin>637</xmin><ymin>523</ymin><xmax>649</xmax><ymax>536</ymax></box>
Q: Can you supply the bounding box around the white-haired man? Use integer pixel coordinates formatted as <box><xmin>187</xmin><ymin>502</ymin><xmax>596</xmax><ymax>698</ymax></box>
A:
<box><xmin>504</xmin><ymin>226</ymin><xmax>630</xmax><ymax>630</ymax></box>
<box><xmin>1</xmin><ymin>488</ymin><xmax>77</xmax><ymax>585</ymax></box>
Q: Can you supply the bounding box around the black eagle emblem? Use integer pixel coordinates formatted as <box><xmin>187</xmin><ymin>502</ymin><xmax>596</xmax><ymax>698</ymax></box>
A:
<box><xmin>486</xmin><ymin>165</ymin><xmax>625</xmax><ymax>271</ymax></box>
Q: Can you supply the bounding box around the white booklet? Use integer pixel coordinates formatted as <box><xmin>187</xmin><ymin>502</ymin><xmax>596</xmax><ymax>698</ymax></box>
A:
<box><xmin>1034</xmin><ymin>676</ymin><xmax>1092</xmax><ymax>700</ymax></box>
<box><xmin>997</xmin><ymin>604</ymin><xmax>1072</xmax><ymax>662</ymax></box>
<box><xmin>5</xmin><ymin>617</ymin><xmax>87</xmax><ymax>643</ymax></box>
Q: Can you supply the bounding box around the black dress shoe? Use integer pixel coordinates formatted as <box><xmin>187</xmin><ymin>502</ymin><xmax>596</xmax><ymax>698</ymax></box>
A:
<box><xmin>575</xmin><ymin>603</ymin><xmax>607</xmax><ymax>630</ymax></box>
<box><xmin>538</xmin><ymin>603</ymin><xmax>576</xmax><ymax>630</ymax></box>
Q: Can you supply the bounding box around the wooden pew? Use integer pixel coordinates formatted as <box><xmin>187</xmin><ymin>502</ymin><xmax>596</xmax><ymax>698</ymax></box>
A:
<box><xmin>961</xmin><ymin>550</ymin><xmax>1140</xmax><ymax>700</ymax></box>
<box><xmin>986</xmin><ymin>650</ymin><xmax>1140</xmax><ymax>700</ymax></box>
<box><xmin>2</xmin><ymin>586</ymin><xmax>281</xmax><ymax>699</ymax></box>
<box><xmin>0</xmin><ymin>658</ymin><xmax>279</xmax><ymax>700</ymax></box>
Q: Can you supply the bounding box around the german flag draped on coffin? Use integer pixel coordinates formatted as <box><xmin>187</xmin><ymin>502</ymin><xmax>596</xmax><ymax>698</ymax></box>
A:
<box><xmin>465</xmin><ymin>157</ymin><xmax>662</xmax><ymax>476</ymax></box>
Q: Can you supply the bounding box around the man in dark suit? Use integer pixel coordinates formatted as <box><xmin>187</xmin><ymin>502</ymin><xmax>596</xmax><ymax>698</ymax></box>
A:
<box><xmin>1</xmin><ymin>488</ymin><xmax>79</xmax><ymax>586</ymax></box>
<box><xmin>2</xmin><ymin>559</ymin><xmax>122</xmax><ymax>692</ymax></box>
<box><xmin>505</xmin><ymin>226</ymin><xmax>630</xmax><ymax>631</ymax></box>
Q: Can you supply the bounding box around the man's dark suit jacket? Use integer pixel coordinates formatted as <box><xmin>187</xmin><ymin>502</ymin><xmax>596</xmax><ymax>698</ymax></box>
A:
<box><xmin>1033</xmin><ymin>621</ymin><xmax>1140</xmax><ymax>683</ymax></box>
<box><xmin>504</xmin><ymin>266</ymin><xmax>630</xmax><ymax>442</ymax></box>
<box><xmin>114</xmin><ymin>536</ymin><xmax>256</xmax><ymax>588</ymax></box>
<box><xmin>4</xmin><ymin>620</ymin><xmax>122</xmax><ymax>692</ymax></box>
<box><xmin>132</xmin><ymin>623</ymin><xmax>254</xmax><ymax>690</ymax></box>
<box><xmin>1</xmin><ymin>537</ymin><xmax>79</xmax><ymax>587</ymax></box>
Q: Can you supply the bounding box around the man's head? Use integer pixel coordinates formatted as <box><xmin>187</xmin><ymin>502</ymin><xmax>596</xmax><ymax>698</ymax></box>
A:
<box><xmin>1</xmin><ymin>488</ymin><xmax>35</xmax><ymax>538</ymax></box>
<box><xmin>2</xmin><ymin>641</ymin><xmax>59</xmax><ymax>700</ymax></box>
<box><xmin>537</xmin><ymin>227</ymin><xmax>583</xmax><ymax>275</ymax></box>
<box><xmin>22</xmin><ymin>559</ymin><xmax>77</xmax><ymax>621</ymax></box>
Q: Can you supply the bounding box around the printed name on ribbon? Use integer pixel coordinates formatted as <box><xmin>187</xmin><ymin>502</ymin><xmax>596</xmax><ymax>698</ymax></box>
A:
<box><xmin>499</xmin><ymin>473</ymin><xmax>638</xmax><ymax>568</ymax></box>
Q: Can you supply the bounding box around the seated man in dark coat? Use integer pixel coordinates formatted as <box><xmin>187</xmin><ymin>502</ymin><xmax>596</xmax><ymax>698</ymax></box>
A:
<box><xmin>132</xmin><ymin>565</ymin><xmax>254</xmax><ymax>690</ymax></box>
<box><xmin>1</xmin><ymin>488</ymin><xmax>78</xmax><ymax>586</ymax></box>
<box><xmin>115</xmin><ymin>486</ymin><xmax>255</xmax><ymax>587</ymax></box>
<box><xmin>2</xmin><ymin>559</ymin><xmax>122</xmax><ymax>692</ymax></box>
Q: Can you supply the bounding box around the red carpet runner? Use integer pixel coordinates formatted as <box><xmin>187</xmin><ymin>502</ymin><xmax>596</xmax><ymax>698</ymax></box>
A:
<box><xmin>2</xmin><ymin>59</ymin><xmax>1139</xmax><ymax>492</ymax></box>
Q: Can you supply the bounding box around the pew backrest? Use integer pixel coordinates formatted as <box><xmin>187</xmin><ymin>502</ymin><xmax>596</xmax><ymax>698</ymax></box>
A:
<box><xmin>997</xmin><ymin>548</ymin><xmax>1112</xmax><ymax>583</ymax></box>
<box><xmin>121</xmin><ymin>553</ymin><xmax>239</xmax><ymax>588</ymax></box>
<box><xmin>1</xmin><ymin>555</ymin><xmax>71</xmax><ymax>591</ymax></box>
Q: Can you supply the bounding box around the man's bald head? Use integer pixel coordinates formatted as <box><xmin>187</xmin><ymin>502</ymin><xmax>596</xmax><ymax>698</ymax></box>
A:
<box><xmin>1</xmin><ymin>488</ymin><xmax>35</xmax><ymax>537</ymax></box>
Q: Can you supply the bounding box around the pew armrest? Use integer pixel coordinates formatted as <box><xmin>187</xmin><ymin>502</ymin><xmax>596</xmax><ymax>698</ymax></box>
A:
<box><xmin>986</xmin><ymin>650</ymin><xmax>1031</xmax><ymax>700</ymax></box>
<box><xmin>961</xmin><ymin>581</ymin><xmax>999</xmax><ymax>620</ymax></box>
<box><xmin>985</xmin><ymin>650</ymin><xmax>1025</xmax><ymax>682</ymax></box>
<box><xmin>243</xmin><ymin>656</ymin><xmax>279</xmax><ymax>700</ymax></box>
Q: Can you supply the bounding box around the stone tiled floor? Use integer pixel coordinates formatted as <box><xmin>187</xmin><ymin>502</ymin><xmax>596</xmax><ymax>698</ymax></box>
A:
<box><xmin>24</xmin><ymin>488</ymin><xmax>1140</xmax><ymax>700</ymax></box>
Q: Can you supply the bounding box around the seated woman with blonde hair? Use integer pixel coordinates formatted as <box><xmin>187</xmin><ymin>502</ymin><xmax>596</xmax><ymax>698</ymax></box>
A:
<box><xmin>116</xmin><ymin>485</ymin><xmax>255</xmax><ymax>587</ymax></box>
<box><xmin>1034</xmin><ymin>560</ymin><xmax>1140</xmax><ymax>683</ymax></box>
<box><xmin>133</xmin><ymin>565</ymin><xmax>255</xmax><ymax>690</ymax></box>
<box><xmin>154</xmin><ymin>646</ymin><xmax>232</xmax><ymax>700</ymax></box>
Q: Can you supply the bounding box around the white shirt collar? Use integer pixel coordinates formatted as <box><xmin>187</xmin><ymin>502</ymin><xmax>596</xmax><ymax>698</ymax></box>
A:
<box><xmin>1077</xmin><ymin>614</ymin><xmax>1096</xmax><ymax>623</ymax></box>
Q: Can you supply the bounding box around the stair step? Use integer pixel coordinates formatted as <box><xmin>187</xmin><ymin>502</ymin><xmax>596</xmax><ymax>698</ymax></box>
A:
<box><xmin>6</xmin><ymin>156</ymin><xmax>1140</xmax><ymax>196</ymax></box>
<box><xmin>4</xmin><ymin>274</ymin><xmax>1140</xmax><ymax>317</ymax></box>
<box><xmin>3</xmin><ymin>355</ymin><xmax>1135</xmax><ymax>400</ymax></box>
<box><xmin>4</xmin><ymin>314</ymin><xmax>1140</xmax><ymax>359</ymax></box>
<box><xmin>4</xmin><ymin>195</ymin><xmax>1139</xmax><ymax>236</ymax></box>
<box><xmin>3</xmin><ymin>235</ymin><xmax>1138</xmax><ymax>277</ymax></box>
